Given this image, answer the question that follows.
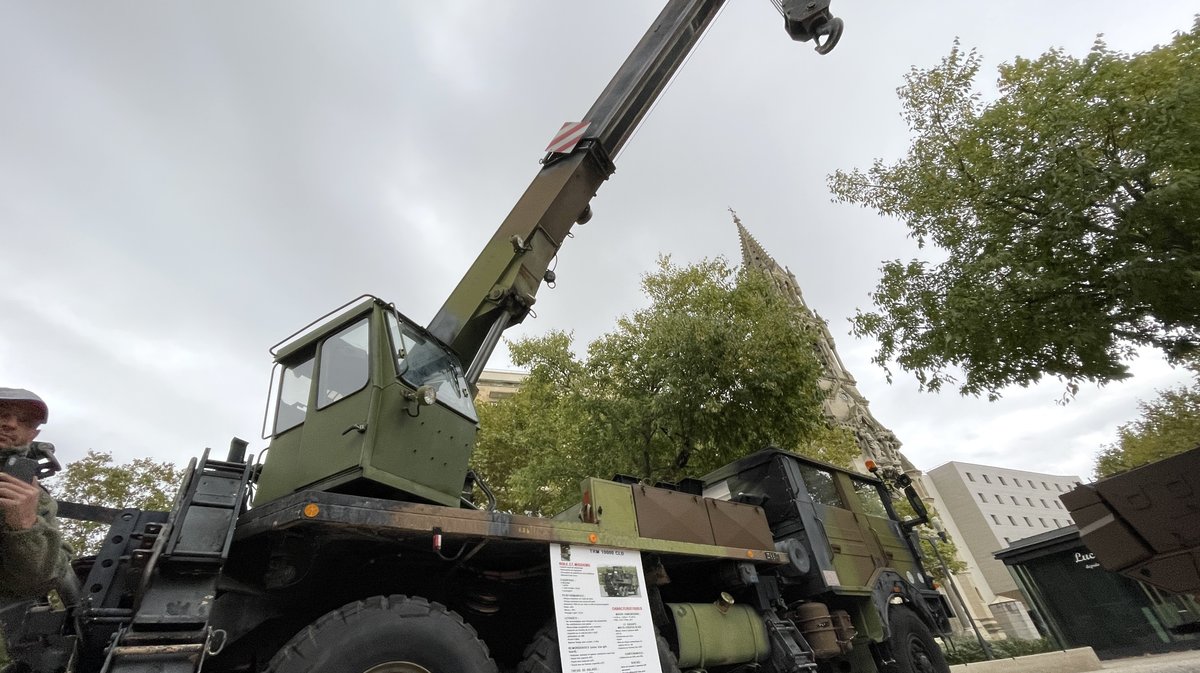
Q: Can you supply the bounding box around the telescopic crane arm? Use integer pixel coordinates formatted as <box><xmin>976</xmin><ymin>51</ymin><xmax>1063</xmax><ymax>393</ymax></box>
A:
<box><xmin>427</xmin><ymin>0</ymin><xmax>842</xmax><ymax>382</ymax></box>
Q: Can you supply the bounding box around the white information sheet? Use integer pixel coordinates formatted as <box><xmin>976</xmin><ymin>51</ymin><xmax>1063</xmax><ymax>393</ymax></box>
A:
<box><xmin>549</xmin><ymin>543</ymin><xmax>661</xmax><ymax>673</ymax></box>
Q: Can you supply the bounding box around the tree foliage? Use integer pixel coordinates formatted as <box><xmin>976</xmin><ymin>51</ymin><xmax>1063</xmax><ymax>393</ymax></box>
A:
<box><xmin>473</xmin><ymin>257</ymin><xmax>856</xmax><ymax>514</ymax></box>
<box><xmin>829</xmin><ymin>22</ymin><xmax>1200</xmax><ymax>399</ymax></box>
<box><xmin>51</xmin><ymin>450</ymin><xmax>182</xmax><ymax>555</ymax></box>
<box><xmin>1094</xmin><ymin>370</ymin><xmax>1200</xmax><ymax>478</ymax></box>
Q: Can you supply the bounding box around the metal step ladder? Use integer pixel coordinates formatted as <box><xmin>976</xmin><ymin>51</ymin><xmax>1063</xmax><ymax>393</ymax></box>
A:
<box><xmin>99</xmin><ymin>448</ymin><xmax>252</xmax><ymax>673</ymax></box>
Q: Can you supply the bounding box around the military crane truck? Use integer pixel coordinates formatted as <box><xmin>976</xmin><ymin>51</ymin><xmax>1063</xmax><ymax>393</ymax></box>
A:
<box><xmin>3</xmin><ymin>1</ymin><xmax>954</xmax><ymax>672</ymax></box>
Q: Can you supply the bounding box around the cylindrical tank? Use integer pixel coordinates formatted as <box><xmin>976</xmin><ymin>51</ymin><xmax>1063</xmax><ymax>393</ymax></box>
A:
<box><xmin>830</xmin><ymin>608</ymin><xmax>857</xmax><ymax>649</ymax></box>
<box><xmin>792</xmin><ymin>602</ymin><xmax>840</xmax><ymax>658</ymax></box>
<box><xmin>667</xmin><ymin>602</ymin><xmax>770</xmax><ymax>668</ymax></box>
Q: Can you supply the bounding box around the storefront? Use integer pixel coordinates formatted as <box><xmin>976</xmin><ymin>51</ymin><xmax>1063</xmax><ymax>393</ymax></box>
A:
<box><xmin>995</xmin><ymin>526</ymin><xmax>1200</xmax><ymax>659</ymax></box>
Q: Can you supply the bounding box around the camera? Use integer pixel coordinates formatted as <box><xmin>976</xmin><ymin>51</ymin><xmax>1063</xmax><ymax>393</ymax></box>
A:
<box><xmin>1</xmin><ymin>455</ymin><xmax>39</xmax><ymax>483</ymax></box>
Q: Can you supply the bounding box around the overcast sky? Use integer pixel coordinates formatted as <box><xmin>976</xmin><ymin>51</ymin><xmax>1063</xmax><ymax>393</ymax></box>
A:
<box><xmin>3</xmin><ymin>2</ymin><xmax>1195</xmax><ymax>483</ymax></box>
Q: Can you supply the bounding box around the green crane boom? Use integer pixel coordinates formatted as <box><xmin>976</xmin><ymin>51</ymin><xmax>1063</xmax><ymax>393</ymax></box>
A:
<box><xmin>426</xmin><ymin>0</ymin><xmax>842</xmax><ymax>382</ymax></box>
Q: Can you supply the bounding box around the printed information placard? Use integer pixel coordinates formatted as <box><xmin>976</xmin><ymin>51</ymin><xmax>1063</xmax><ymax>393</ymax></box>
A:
<box><xmin>549</xmin><ymin>543</ymin><xmax>660</xmax><ymax>673</ymax></box>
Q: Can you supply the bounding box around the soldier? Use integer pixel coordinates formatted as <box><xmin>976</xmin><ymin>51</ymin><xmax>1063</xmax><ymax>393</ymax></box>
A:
<box><xmin>1</xmin><ymin>388</ymin><xmax>73</xmax><ymax>668</ymax></box>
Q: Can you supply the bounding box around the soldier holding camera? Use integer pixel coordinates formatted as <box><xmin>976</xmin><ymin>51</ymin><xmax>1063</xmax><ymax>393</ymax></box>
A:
<box><xmin>0</xmin><ymin>387</ymin><xmax>72</xmax><ymax>604</ymax></box>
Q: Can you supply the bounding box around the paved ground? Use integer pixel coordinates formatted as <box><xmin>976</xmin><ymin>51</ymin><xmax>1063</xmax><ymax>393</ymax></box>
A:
<box><xmin>1099</xmin><ymin>649</ymin><xmax>1200</xmax><ymax>672</ymax></box>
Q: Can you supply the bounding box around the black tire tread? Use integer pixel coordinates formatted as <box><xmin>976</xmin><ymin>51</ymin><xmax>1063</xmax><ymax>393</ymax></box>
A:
<box><xmin>888</xmin><ymin>605</ymin><xmax>950</xmax><ymax>673</ymax></box>
<box><xmin>516</xmin><ymin>622</ymin><xmax>679</xmax><ymax>673</ymax></box>
<box><xmin>268</xmin><ymin>594</ymin><xmax>498</xmax><ymax>673</ymax></box>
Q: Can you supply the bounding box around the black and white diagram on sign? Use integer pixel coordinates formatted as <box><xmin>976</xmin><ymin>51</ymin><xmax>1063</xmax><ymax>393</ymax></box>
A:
<box><xmin>549</xmin><ymin>543</ymin><xmax>661</xmax><ymax>673</ymax></box>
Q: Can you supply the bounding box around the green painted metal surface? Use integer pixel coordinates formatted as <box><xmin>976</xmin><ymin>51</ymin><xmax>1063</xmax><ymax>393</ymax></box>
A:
<box><xmin>669</xmin><ymin>603</ymin><xmax>769</xmax><ymax>668</ymax></box>
<box><xmin>255</xmin><ymin>300</ymin><xmax>480</xmax><ymax>507</ymax></box>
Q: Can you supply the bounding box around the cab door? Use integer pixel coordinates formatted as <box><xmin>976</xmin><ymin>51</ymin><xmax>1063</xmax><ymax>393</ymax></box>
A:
<box><xmin>299</xmin><ymin>316</ymin><xmax>375</xmax><ymax>485</ymax></box>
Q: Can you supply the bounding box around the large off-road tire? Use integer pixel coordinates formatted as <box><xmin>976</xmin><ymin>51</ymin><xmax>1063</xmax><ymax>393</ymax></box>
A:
<box><xmin>268</xmin><ymin>594</ymin><xmax>498</xmax><ymax>673</ymax></box>
<box><xmin>516</xmin><ymin>622</ymin><xmax>680</xmax><ymax>673</ymax></box>
<box><xmin>887</xmin><ymin>606</ymin><xmax>950</xmax><ymax>673</ymax></box>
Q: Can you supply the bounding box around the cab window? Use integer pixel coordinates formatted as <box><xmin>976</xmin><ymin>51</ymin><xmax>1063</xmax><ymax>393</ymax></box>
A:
<box><xmin>797</xmin><ymin>464</ymin><xmax>843</xmax><ymax>508</ymax></box>
<box><xmin>386</xmin><ymin>312</ymin><xmax>477</xmax><ymax>421</ymax></box>
<box><xmin>274</xmin><ymin>356</ymin><xmax>314</xmax><ymax>434</ymax></box>
<box><xmin>851</xmin><ymin>478</ymin><xmax>890</xmax><ymax>518</ymax></box>
<box><xmin>317</xmin><ymin>319</ymin><xmax>370</xmax><ymax>409</ymax></box>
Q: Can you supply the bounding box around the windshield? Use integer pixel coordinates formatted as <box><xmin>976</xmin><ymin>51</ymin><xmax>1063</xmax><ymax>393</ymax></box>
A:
<box><xmin>386</xmin><ymin>311</ymin><xmax>477</xmax><ymax>420</ymax></box>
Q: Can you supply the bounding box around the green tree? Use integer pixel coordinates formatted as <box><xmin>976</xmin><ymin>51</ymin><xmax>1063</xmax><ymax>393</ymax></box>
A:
<box><xmin>829</xmin><ymin>22</ymin><xmax>1200</xmax><ymax>399</ymax></box>
<box><xmin>1094</xmin><ymin>372</ymin><xmax>1200</xmax><ymax>477</ymax></box>
<box><xmin>51</xmin><ymin>450</ymin><xmax>182</xmax><ymax>555</ymax></box>
<box><xmin>473</xmin><ymin>332</ymin><xmax>592</xmax><ymax>515</ymax></box>
<box><xmin>474</xmin><ymin>257</ymin><xmax>855</xmax><ymax>514</ymax></box>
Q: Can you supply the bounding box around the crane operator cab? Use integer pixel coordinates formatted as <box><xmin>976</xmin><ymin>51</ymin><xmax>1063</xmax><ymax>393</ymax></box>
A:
<box><xmin>254</xmin><ymin>296</ymin><xmax>480</xmax><ymax>508</ymax></box>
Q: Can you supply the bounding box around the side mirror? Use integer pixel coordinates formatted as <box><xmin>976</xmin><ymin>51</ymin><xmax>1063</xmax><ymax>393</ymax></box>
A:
<box><xmin>900</xmin><ymin>483</ymin><xmax>930</xmax><ymax>532</ymax></box>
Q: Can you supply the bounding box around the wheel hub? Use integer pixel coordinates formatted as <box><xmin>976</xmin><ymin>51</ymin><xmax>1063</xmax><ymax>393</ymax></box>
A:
<box><xmin>907</xmin><ymin>635</ymin><xmax>937</xmax><ymax>673</ymax></box>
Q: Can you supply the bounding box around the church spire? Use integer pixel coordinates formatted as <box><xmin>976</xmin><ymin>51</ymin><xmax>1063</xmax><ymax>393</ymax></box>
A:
<box><xmin>730</xmin><ymin>209</ymin><xmax>808</xmax><ymax>308</ymax></box>
<box><xmin>734</xmin><ymin>208</ymin><xmax>772</xmax><ymax>271</ymax></box>
<box><xmin>731</xmin><ymin>212</ymin><xmax>903</xmax><ymax>470</ymax></box>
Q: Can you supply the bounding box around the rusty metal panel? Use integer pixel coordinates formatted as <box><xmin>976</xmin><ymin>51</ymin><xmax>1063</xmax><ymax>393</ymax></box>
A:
<box><xmin>632</xmin><ymin>484</ymin><xmax>716</xmax><ymax>545</ymax></box>
<box><xmin>1092</xmin><ymin>450</ymin><xmax>1200</xmax><ymax>554</ymax></box>
<box><xmin>1126</xmin><ymin>550</ymin><xmax>1200</xmax><ymax>596</ymax></box>
<box><xmin>1063</xmin><ymin>445</ymin><xmax>1200</xmax><ymax>596</ymax></box>
<box><xmin>706</xmin><ymin>498</ymin><xmax>773</xmax><ymax>551</ymax></box>
<box><xmin>1061</xmin><ymin>488</ymin><xmax>1152</xmax><ymax>572</ymax></box>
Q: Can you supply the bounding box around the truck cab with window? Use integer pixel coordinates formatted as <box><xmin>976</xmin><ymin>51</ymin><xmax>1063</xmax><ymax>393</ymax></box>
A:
<box><xmin>701</xmin><ymin>449</ymin><xmax>952</xmax><ymax>647</ymax></box>
<box><xmin>255</xmin><ymin>296</ymin><xmax>479</xmax><ymax>506</ymax></box>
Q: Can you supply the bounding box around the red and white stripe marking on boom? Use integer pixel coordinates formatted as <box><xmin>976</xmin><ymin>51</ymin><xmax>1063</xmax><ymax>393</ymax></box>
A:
<box><xmin>545</xmin><ymin>121</ymin><xmax>591</xmax><ymax>154</ymax></box>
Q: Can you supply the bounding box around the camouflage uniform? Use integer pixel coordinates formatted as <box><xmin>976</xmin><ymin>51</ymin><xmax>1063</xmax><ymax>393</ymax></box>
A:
<box><xmin>0</xmin><ymin>445</ymin><xmax>73</xmax><ymax>668</ymax></box>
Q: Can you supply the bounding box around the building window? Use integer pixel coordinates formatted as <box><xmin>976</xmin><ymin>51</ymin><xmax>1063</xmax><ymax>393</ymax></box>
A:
<box><xmin>1024</xmin><ymin>517</ymin><xmax>1032</xmax><ymax>526</ymax></box>
<box><xmin>1041</xmin><ymin>499</ymin><xmax>1049</xmax><ymax>507</ymax></box>
<box><xmin>982</xmin><ymin>474</ymin><xmax>992</xmax><ymax>484</ymax></box>
<box><xmin>1014</xmin><ymin>478</ymin><xmax>1022</xmax><ymax>487</ymax></box>
<box><xmin>1026</xmin><ymin>497</ymin><xmax>1034</xmax><ymax>506</ymax></box>
<box><xmin>978</xmin><ymin>493</ymin><xmax>987</xmax><ymax>503</ymax></box>
<box><xmin>1040</xmin><ymin>518</ymin><xmax>1048</xmax><ymax>527</ymax></box>
<box><xmin>995</xmin><ymin>494</ymin><xmax>1004</xmax><ymax>504</ymax></box>
<box><xmin>1011</xmin><ymin>496</ymin><xmax>1020</xmax><ymax>505</ymax></box>
<box><xmin>1004</xmin><ymin>537</ymin><xmax>1012</xmax><ymax>544</ymax></box>
<box><xmin>966</xmin><ymin>472</ymin><xmax>975</xmax><ymax>482</ymax></box>
<box><xmin>1055</xmin><ymin>501</ymin><xmax>1063</xmax><ymax>509</ymax></box>
<box><xmin>998</xmin><ymin>476</ymin><xmax>1007</xmax><ymax>485</ymax></box>
<box><xmin>1042</xmin><ymin>481</ymin><xmax>1050</xmax><ymax>489</ymax></box>
<box><xmin>1008</xmin><ymin>516</ymin><xmax>1017</xmax><ymax>525</ymax></box>
<box><xmin>1053</xmin><ymin>519</ymin><xmax>1062</xmax><ymax>527</ymax></box>
<box><xmin>1056</xmin><ymin>483</ymin><xmax>1064</xmax><ymax>492</ymax></box>
<box><xmin>992</xmin><ymin>515</ymin><xmax>1001</xmax><ymax>525</ymax></box>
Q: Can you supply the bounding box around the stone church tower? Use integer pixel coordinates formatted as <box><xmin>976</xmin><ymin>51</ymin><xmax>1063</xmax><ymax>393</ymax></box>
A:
<box><xmin>734</xmin><ymin>212</ymin><xmax>909</xmax><ymax>471</ymax></box>
<box><xmin>734</xmin><ymin>215</ymin><xmax>1002</xmax><ymax>636</ymax></box>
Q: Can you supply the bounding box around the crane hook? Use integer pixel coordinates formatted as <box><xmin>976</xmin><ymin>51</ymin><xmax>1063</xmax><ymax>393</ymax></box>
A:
<box><xmin>812</xmin><ymin>17</ymin><xmax>843</xmax><ymax>55</ymax></box>
<box><xmin>780</xmin><ymin>0</ymin><xmax>844</xmax><ymax>55</ymax></box>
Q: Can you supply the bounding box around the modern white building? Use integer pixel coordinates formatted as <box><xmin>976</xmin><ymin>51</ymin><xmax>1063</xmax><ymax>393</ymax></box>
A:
<box><xmin>925</xmin><ymin>461</ymin><xmax>1084</xmax><ymax>637</ymax></box>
